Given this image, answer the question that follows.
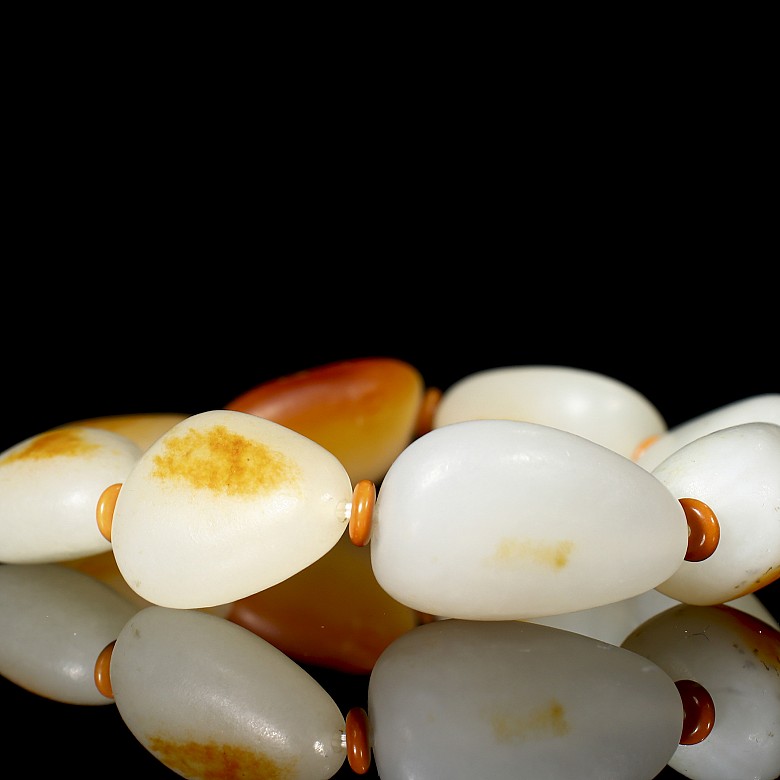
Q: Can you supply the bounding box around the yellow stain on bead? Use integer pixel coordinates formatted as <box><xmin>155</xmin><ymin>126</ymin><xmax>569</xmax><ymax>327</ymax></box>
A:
<box><xmin>489</xmin><ymin>699</ymin><xmax>570</xmax><ymax>742</ymax></box>
<box><xmin>147</xmin><ymin>737</ymin><xmax>297</xmax><ymax>780</ymax></box>
<box><xmin>1</xmin><ymin>429</ymin><xmax>100</xmax><ymax>464</ymax></box>
<box><xmin>489</xmin><ymin>538</ymin><xmax>574</xmax><ymax>570</ymax></box>
<box><xmin>151</xmin><ymin>425</ymin><xmax>301</xmax><ymax>496</ymax></box>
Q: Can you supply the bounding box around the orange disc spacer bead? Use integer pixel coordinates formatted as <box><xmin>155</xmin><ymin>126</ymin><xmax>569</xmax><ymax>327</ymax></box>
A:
<box><xmin>415</xmin><ymin>386</ymin><xmax>442</xmax><ymax>438</ymax></box>
<box><xmin>349</xmin><ymin>480</ymin><xmax>376</xmax><ymax>547</ymax></box>
<box><xmin>94</xmin><ymin>640</ymin><xmax>116</xmax><ymax>699</ymax></box>
<box><xmin>345</xmin><ymin>706</ymin><xmax>371</xmax><ymax>774</ymax></box>
<box><xmin>680</xmin><ymin>497</ymin><xmax>720</xmax><ymax>562</ymax></box>
<box><xmin>631</xmin><ymin>433</ymin><xmax>660</xmax><ymax>462</ymax></box>
<box><xmin>675</xmin><ymin>679</ymin><xmax>715</xmax><ymax>745</ymax></box>
<box><xmin>96</xmin><ymin>483</ymin><xmax>122</xmax><ymax>542</ymax></box>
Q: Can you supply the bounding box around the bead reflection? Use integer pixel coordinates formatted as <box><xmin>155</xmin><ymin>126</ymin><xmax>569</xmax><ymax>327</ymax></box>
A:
<box><xmin>106</xmin><ymin>606</ymin><xmax>348</xmax><ymax>780</ymax></box>
<box><xmin>0</xmin><ymin>563</ymin><xmax>137</xmax><ymax>704</ymax></box>
<box><xmin>623</xmin><ymin>602</ymin><xmax>780</xmax><ymax>780</ymax></box>
<box><xmin>368</xmin><ymin>619</ymin><xmax>683</xmax><ymax>780</ymax></box>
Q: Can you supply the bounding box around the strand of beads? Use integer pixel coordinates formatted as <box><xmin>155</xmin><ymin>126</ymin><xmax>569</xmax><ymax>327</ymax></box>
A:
<box><xmin>1</xmin><ymin>358</ymin><xmax>778</xmax><ymax>779</ymax></box>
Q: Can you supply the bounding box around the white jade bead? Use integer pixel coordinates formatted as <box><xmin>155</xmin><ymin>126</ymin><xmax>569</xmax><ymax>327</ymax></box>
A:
<box><xmin>369</xmin><ymin>619</ymin><xmax>683</xmax><ymax>780</ymax></box>
<box><xmin>636</xmin><ymin>393</ymin><xmax>780</xmax><ymax>471</ymax></box>
<box><xmin>371</xmin><ymin>419</ymin><xmax>688</xmax><ymax>619</ymax></box>
<box><xmin>112</xmin><ymin>410</ymin><xmax>352</xmax><ymax>609</ymax></box>
<box><xmin>622</xmin><ymin>602</ymin><xmax>780</xmax><ymax>780</ymax></box>
<box><xmin>432</xmin><ymin>365</ymin><xmax>667</xmax><ymax>458</ymax></box>
<box><xmin>110</xmin><ymin>607</ymin><xmax>346</xmax><ymax>780</ymax></box>
<box><xmin>0</xmin><ymin>563</ymin><xmax>137</xmax><ymax>705</ymax></box>
<box><xmin>0</xmin><ymin>427</ymin><xmax>141</xmax><ymax>563</ymax></box>
<box><xmin>653</xmin><ymin>422</ymin><xmax>780</xmax><ymax>605</ymax></box>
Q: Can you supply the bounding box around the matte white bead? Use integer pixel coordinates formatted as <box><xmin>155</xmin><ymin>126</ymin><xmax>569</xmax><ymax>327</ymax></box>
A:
<box><xmin>623</xmin><ymin>602</ymin><xmax>780</xmax><ymax>780</ymax></box>
<box><xmin>653</xmin><ymin>422</ymin><xmax>780</xmax><ymax>604</ymax></box>
<box><xmin>0</xmin><ymin>427</ymin><xmax>141</xmax><ymax>563</ymax></box>
<box><xmin>433</xmin><ymin>365</ymin><xmax>667</xmax><ymax>458</ymax></box>
<box><xmin>0</xmin><ymin>563</ymin><xmax>137</xmax><ymax>704</ymax></box>
<box><xmin>636</xmin><ymin>393</ymin><xmax>780</xmax><ymax>471</ymax></box>
<box><xmin>371</xmin><ymin>419</ymin><xmax>688</xmax><ymax>619</ymax></box>
<box><xmin>369</xmin><ymin>619</ymin><xmax>683</xmax><ymax>780</ymax></box>
<box><xmin>110</xmin><ymin>606</ymin><xmax>346</xmax><ymax>780</ymax></box>
<box><xmin>111</xmin><ymin>410</ymin><xmax>353</xmax><ymax>608</ymax></box>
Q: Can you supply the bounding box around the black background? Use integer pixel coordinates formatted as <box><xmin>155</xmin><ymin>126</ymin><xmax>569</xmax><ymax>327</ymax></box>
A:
<box><xmin>1</xmin><ymin>274</ymin><xmax>776</xmax><ymax>779</ymax></box>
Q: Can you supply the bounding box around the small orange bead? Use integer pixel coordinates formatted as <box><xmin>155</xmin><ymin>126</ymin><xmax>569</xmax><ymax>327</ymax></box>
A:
<box><xmin>96</xmin><ymin>483</ymin><xmax>122</xmax><ymax>542</ymax></box>
<box><xmin>345</xmin><ymin>707</ymin><xmax>371</xmax><ymax>774</ymax></box>
<box><xmin>415</xmin><ymin>386</ymin><xmax>442</xmax><ymax>437</ymax></box>
<box><xmin>94</xmin><ymin>641</ymin><xmax>115</xmax><ymax>699</ymax></box>
<box><xmin>680</xmin><ymin>498</ymin><xmax>720</xmax><ymax>562</ymax></box>
<box><xmin>349</xmin><ymin>480</ymin><xmax>376</xmax><ymax>547</ymax></box>
<box><xmin>631</xmin><ymin>433</ymin><xmax>660</xmax><ymax>462</ymax></box>
<box><xmin>675</xmin><ymin>679</ymin><xmax>715</xmax><ymax>745</ymax></box>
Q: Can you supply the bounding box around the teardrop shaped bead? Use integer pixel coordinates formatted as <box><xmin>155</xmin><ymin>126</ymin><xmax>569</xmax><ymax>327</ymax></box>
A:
<box><xmin>0</xmin><ymin>563</ymin><xmax>137</xmax><ymax>704</ymax></box>
<box><xmin>371</xmin><ymin>419</ymin><xmax>688</xmax><ymax>619</ymax></box>
<box><xmin>0</xmin><ymin>427</ymin><xmax>141</xmax><ymax>563</ymax></box>
<box><xmin>369</xmin><ymin>619</ymin><xmax>683</xmax><ymax>780</ymax></box>
<box><xmin>225</xmin><ymin>357</ymin><xmax>426</xmax><ymax>484</ymax></box>
<box><xmin>652</xmin><ymin>422</ymin><xmax>780</xmax><ymax>604</ymax></box>
<box><xmin>635</xmin><ymin>393</ymin><xmax>780</xmax><ymax>470</ymax></box>
<box><xmin>622</xmin><ymin>602</ymin><xmax>780</xmax><ymax>780</ymax></box>
<box><xmin>432</xmin><ymin>365</ymin><xmax>667</xmax><ymax>459</ymax></box>
<box><xmin>56</xmin><ymin>412</ymin><xmax>189</xmax><ymax>451</ymax></box>
<box><xmin>109</xmin><ymin>606</ymin><xmax>346</xmax><ymax>780</ymax></box>
<box><xmin>111</xmin><ymin>410</ymin><xmax>352</xmax><ymax>608</ymax></box>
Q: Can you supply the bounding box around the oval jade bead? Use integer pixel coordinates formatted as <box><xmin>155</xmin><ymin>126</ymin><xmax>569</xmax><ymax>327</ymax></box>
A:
<box><xmin>369</xmin><ymin>619</ymin><xmax>682</xmax><ymax>780</ymax></box>
<box><xmin>225</xmin><ymin>357</ymin><xmax>426</xmax><ymax>484</ymax></box>
<box><xmin>111</xmin><ymin>410</ymin><xmax>352</xmax><ymax>609</ymax></box>
<box><xmin>0</xmin><ymin>426</ymin><xmax>141</xmax><ymax>563</ymax></box>
<box><xmin>652</xmin><ymin>422</ymin><xmax>780</xmax><ymax>604</ymax></box>
<box><xmin>110</xmin><ymin>606</ymin><xmax>347</xmax><ymax>780</ymax></box>
<box><xmin>371</xmin><ymin>419</ymin><xmax>688</xmax><ymax>619</ymax></box>
<box><xmin>635</xmin><ymin>394</ymin><xmax>780</xmax><ymax>471</ymax></box>
<box><xmin>432</xmin><ymin>365</ymin><xmax>667</xmax><ymax>459</ymax></box>
<box><xmin>226</xmin><ymin>533</ymin><xmax>429</xmax><ymax>674</ymax></box>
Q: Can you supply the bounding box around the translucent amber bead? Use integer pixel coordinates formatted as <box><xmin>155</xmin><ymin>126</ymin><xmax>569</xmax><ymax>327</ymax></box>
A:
<box><xmin>226</xmin><ymin>534</ymin><xmax>429</xmax><ymax>674</ymax></box>
<box><xmin>225</xmin><ymin>357</ymin><xmax>426</xmax><ymax>484</ymax></box>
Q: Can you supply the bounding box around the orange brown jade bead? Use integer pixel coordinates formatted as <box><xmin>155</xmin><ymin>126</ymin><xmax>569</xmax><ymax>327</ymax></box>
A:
<box><xmin>224</xmin><ymin>357</ymin><xmax>429</xmax><ymax>485</ymax></box>
<box><xmin>225</xmin><ymin>534</ymin><xmax>431</xmax><ymax>674</ymax></box>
